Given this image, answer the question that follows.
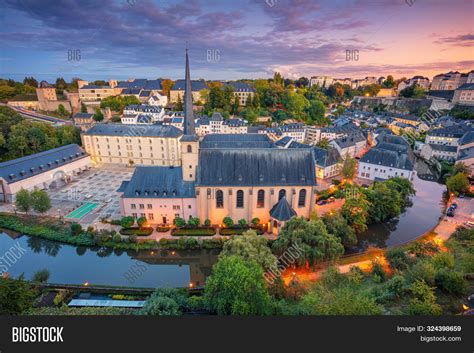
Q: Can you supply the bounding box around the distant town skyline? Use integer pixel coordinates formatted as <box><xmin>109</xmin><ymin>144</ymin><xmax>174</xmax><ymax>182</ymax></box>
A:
<box><xmin>1</xmin><ymin>0</ymin><xmax>473</xmax><ymax>82</ymax></box>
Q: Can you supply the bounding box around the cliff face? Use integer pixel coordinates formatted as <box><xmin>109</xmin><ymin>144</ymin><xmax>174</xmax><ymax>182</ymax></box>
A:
<box><xmin>352</xmin><ymin>97</ymin><xmax>432</xmax><ymax>114</ymax></box>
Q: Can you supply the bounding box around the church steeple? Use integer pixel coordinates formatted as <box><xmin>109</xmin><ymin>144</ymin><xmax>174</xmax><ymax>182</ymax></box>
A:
<box><xmin>183</xmin><ymin>47</ymin><xmax>195</xmax><ymax>135</ymax></box>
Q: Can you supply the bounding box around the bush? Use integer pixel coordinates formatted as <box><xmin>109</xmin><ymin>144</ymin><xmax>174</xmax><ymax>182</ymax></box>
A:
<box><xmin>174</xmin><ymin>217</ymin><xmax>186</xmax><ymax>228</ymax></box>
<box><xmin>204</xmin><ymin>219</ymin><xmax>211</xmax><ymax>227</ymax></box>
<box><xmin>112</xmin><ymin>234</ymin><xmax>122</xmax><ymax>243</ymax></box>
<box><xmin>32</xmin><ymin>269</ymin><xmax>50</xmax><ymax>283</ymax></box>
<box><xmin>222</xmin><ymin>216</ymin><xmax>234</xmax><ymax>227</ymax></box>
<box><xmin>172</xmin><ymin>227</ymin><xmax>216</xmax><ymax>236</ymax></box>
<box><xmin>407</xmin><ymin>241</ymin><xmax>440</xmax><ymax>258</ymax></box>
<box><xmin>156</xmin><ymin>227</ymin><xmax>169</xmax><ymax>232</ymax></box>
<box><xmin>136</xmin><ymin>216</ymin><xmax>147</xmax><ymax>228</ymax></box>
<box><xmin>407</xmin><ymin>261</ymin><xmax>436</xmax><ymax>285</ymax></box>
<box><xmin>238</xmin><ymin>219</ymin><xmax>248</xmax><ymax>227</ymax></box>
<box><xmin>385</xmin><ymin>248</ymin><xmax>413</xmax><ymax>272</ymax></box>
<box><xmin>371</xmin><ymin>261</ymin><xmax>386</xmax><ymax>282</ymax></box>
<box><xmin>120</xmin><ymin>216</ymin><xmax>135</xmax><ymax>228</ymax></box>
<box><xmin>202</xmin><ymin>237</ymin><xmax>226</xmax><ymax>249</ymax></box>
<box><xmin>434</xmin><ymin>269</ymin><xmax>467</xmax><ymax>296</ymax></box>
<box><xmin>430</xmin><ymin>252</ymin><xmax>455</xmax><ymax>270</ymax></box>
<box><xmin>187</xmin><ymin>217</ymin><xmax>200</xmax><ymax>228</ymax></box>
<box><xmin>70</xmin><ymin>223</ymin><xmax>82</xmax><ymax>236</ymax></box>
<box><xmin>251</xmin><ymin>217</ymin><xmax>260</xmax><ymax>226</ymax></box>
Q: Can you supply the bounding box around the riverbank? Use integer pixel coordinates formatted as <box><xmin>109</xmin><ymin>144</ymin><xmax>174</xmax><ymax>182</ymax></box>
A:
<box><xmin>0</xmin><ymin>213</ymin><xmax>226</xmax><ymax>251</ymax></box>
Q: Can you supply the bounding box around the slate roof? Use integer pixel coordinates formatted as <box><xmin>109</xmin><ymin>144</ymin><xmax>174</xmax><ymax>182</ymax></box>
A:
<box><xmin>73</xmin><ymin>113</ymin><xmax>94</xmax><ymax>120</ymax></box>
<box><xmin>360</xmin><ymin>144</ymin><xmax>414</xmax><ymax>170</ymax></box>
<box><xmin>122</xmin><ymin>88</ymin><xmax>142</xmax><ymax>95</ymax></box>
<box><xmin>224</xmin><ymin>81</ymin><xmax>255</xmax><ymax>92</ymax></box>
<box><xmin>172</xmin><ymin>80</ymin><xmax>208</xmax><ymax>91</ymax></box>
<box><xmin>81</xmin><ymin>84</ymin><xmax>111</xmax><ymax>89</ymax></box>
<box><xmin>270</xmin><ymin>196</ymin><xmax>297</xmax><ymax>221</ymax></box>
<box><xmin>0</xmin><ymin>144</ymin><xmax>88</xmax><ymax>184</ymax></box>
<box><xmin>274</xmin><ymin>136</ymin><xmax>292</xmax><ymax>148</ymax></box>
<box><xmin>197</xmin><ymin>148</ymin><xmax>316</xmax><ymax>187</ymax></box>
<box><xmin>117</xmin><ymin>79</ymin><xmax>163</xmax><ymax>90</ymax></box>
<box><xmin>223</xmin><ymin>118</ymin><xmax>246</xmax><ymax>127</ymax></box>
<box><xmin>426</xmin><ymin>90</ymin><xmax>455</xmax><ymax>100</ymax></box>
<box><xmin>312</xmin><ymin>147</ymin><xmax>341</xmax><ymax>167</ymax></box>
<box><xmin>428</xmin><ymin>125</ymin><xmax>470</xmax><ymax>138</ymax></box>
<box><xmin>122</xmin><ymin>166</ymin><xmax>195</xmax><ymax>199</ymax></box>
<box><xmin>457</xmin><ymin>83</ymin><xmax>474</xmax><ymax>90</ymax></box>
<box><xmin>200</xmin><ymin>134</ymin><xmax>274</xmax><ymax>149</ymax></box>
<box><xmin>332</xmin><ymin>132</ymin><xmax>366</xmax><ymax>148</ymax></box>
<box><xmin>83</xmin><ymin>124</ymin><xmax>182</xmax><ymax>138</ymax></box>
<box><xmin>459</xmin><ymin>131</ymin><xmax>474</xmax><ymax>145</ymax></box>
<box><xmin>376</xmin><ymin>133</ymin><xmax>409</xmax><ymax>146</ymax></box>
<box><xmin>457</xmin><ymin>147</ymin><xmax>474</xmax><ymax>161</ymax></box>
<box><xmin>429</xmin><ymin>144</ymin><xmax>458</xmax><ymax>153</ymax></box>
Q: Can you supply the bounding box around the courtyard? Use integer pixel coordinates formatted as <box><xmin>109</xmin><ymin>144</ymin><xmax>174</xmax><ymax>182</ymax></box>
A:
<box><xmin>47</xmin><ymin>165</ymin><xmax>134</xmax><ymax>227</ymax></box>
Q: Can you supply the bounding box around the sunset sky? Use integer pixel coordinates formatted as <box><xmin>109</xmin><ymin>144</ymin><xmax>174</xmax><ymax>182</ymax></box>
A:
<box><xmin>1</xmin><ymin>0</ymin><xmax>473</xmax><ymax>82</ymax></box>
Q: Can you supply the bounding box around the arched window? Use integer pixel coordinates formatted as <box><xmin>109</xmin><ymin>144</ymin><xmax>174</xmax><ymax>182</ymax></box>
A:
<box><xmin>216</xmin><ymin>190</ymin><xmax>224</xmax><ymax>208</ymax></box>
<box><xmin>278</xmin><ymin>189</ymin><xmax>286</xmax><ymax>200</ymax></box>
<box><xmin>187</xmin><ymin>144</ymin><xmax>192</xmax><ymax>153</ymax></box>
<box><xmin>257</xmin><ymin>189</ymin><xmax>265</xmax><ymax>208</ymax></box>
<box><xmin>236</xmin><ymin>190</ymin><xmax>244</xmax><ymax>208</ymax></box>
<box><xmin>298</xmin><ymin>189</ymin><xmax>306</xmax><ymax>207</ymax></box>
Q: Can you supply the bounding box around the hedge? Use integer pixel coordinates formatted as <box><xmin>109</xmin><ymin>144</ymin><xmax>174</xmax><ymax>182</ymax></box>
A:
<box><xmin>119</xmin><ymin>227</ymin><xmax>153</xmax><ymax>236</ymax></box>
<box><xmin>219</xmin><ymin>227</ymin><xmax>264</xmax><ymax>235</ymax></box>
<box><xmin>172</xmin><ymin>227</ymin><xmax>216</xmax><ymax>237</ymax></box>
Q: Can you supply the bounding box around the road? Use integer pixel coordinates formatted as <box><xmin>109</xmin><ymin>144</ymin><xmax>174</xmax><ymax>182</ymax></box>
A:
<box><xmin>1</xmin><ymin>103</ymin><xmax>72</xmax><ymax>125</ymax></box>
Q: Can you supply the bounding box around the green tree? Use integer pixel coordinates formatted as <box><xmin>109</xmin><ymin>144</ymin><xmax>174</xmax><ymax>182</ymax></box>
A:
<box><xmin>452</xmin><ymin>162</ymin><xmax>469</xmax><ymax>176</ymax></box>
<box><xmin>434</xmin><ymin>269</ymin><xmax>467</xmax><ymax>295</ymax></box>
<box><xmin>385</xmin><ymin>248</ymin><xmax>413</xmax><ymax>272</ymax></box>
<box><xmin>0</xmin><ymin>276</ymin><xmax>36</xmax><ymax>314</ymax></box>
<box><xmin>57</xmin><ymin>104</ymin><xmax>68</xmax><ymax>117</ymax></box>
<box><xmin>316</xmin><ymin>138</ymin><xmax>330</xmax><ymax>149</ymax></box>
<box><xmin>220</xmin><ymin>230</ymin><xmax>277</xmax><ymax>270</ymax></box>
<box><xmin>446</xmin><ymin>173</ymin><xmax>469</xmax><ymax>195</ymax></box>
<box><xmin>204</xmin><ymin>219</ymin><xmax>211</xmax><ymax>227</ymax></box>
<box><xmin>366</xmin><ymin>182</ymin><xmax>401</xmax><ymax>223</ymax></box>
<box><xmin>399</xmin><ymin>84</ymin><xmax>425</xmax><ymax>98</ymax></box>
<box><xmin>15</xmin><ymin>189</ymin><xmax>32</xmax><ymax>214</ymax></box>
<box><xmin>176</xmin><ymin>95</ymin><xmax>183</xmax><ymax>111</ymax></box>
<box><xmin>31</xmin><ymin>189</ymin><xmax>51</xmax><ymax>214</ymax></box>
<box><xmin>204</xmin><ymin>255</ymin><xmax>272</xmax><ymax>315</ymax></box>
<box><xmin>140</xmin><ymin>294</ymin><xmax>181</xmax><ymax>316</ymax></box>
<box><xmin>251</xmin><ymin>217</ymin><xmax>260</xmax><ymax>226</ymax></box>
<box><xmin>382</xmin><ymin>75</ymin><xmax>395</xmax><ymax>88</ymax></box>
<box><xmin>93</xmin><ymin>108</ymin><xmax>104</xmax><ymax>122</ymax></box>
<box><xmin>120</xmin><ymin>216</ymin><xmax>135</xmax><ymax>228</ymax></box>
<box><xmin>174</xmin><ymin>217</ymin><xmax>186</xmax><ymax>228</ymax></box>
<box><xmin>407</xmin><ymin>280</ymin><xmax>441</xmax><ymax>315</ymax></box>
<box><xmin>341</xmin><ymin>192</ymin><xmax>370</xmax><ymax>233</ymax></box>
<box><xmin>187</xmin><ymin>216</ymin><xmax>200</xmax><ymax>228</ymax></box>
<box><xmin>137</xmin><ymin>216</ymin><xmax>147</xmax><ymax>229</ymax></box>
<box><xmin>341</xmin><ymin>156</ymin><xmax>357</xmax><ymax>179</ymax></box>
<box><xmin>299</xmin><ymin>267</ymin><xmax>382</xmax><ymax>315</ymax></box>
<box><xmin>80</xmin><ymin>103</ymin><xmax>88</xmax><ymax>113</ymax></box>
<box><xmin>70</xmin><ymin>223</ymin><xmax>83</xmax><ymax>236</ymax></box>
<box><xmin>306</xmin><ymin>100</ymin><xmax>326</xmax><ymax>124</ymax></box>
<box><xmin>237</xmin><ymin>218</ymin><xmax>247</xmax><ymax>227</ymax></box>
<box><xmin>321</xmin><ymin>212</ymin><xmax>357</xmax><ymax>247</ymax></box>
<box><xmin>222</xmin><ymin>216</ymin><xmax>234</xmax><ymax>227</ymax></box>
<box><xmin>32</xmin><ymin>269</ymin><xmax>50</xmax><ymax>283</ymax></box>
<box><xmin>272</xmin><ymin>217</ymin><xmax>344</xmax><ymax>268</ymax></box>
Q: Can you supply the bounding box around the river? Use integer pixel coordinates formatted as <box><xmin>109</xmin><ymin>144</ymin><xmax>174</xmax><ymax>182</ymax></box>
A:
<box><xmin>0</xmin><ymin>164</ymin><xmax>445</xmax><ymax>287</ymax></box>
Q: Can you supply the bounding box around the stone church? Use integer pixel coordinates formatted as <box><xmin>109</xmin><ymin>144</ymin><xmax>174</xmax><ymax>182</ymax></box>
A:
<box><xmin>119</xmin><ymin>50</ymin><xmax>317</xmax><ymax>234</ymax></box>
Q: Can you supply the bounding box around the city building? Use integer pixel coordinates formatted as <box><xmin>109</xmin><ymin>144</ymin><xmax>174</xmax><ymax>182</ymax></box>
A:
<box><xmin>169</xmin><ymin>80</ymin><xmax>208</xmax><ymax>103</ymax></box>
<box><xmin>453</xmin><ymin>83</ymin><xmax>474</xmax><ymax>105</ymax></box>
<box><xmin>280</xmin><ymin>123</ymin><xmax>306</xmax><ymax>142</ymax></box>
<box><xmin>81</xmin><ymin>124</ymin><xmax>183</xmax><ymax>166</ymax></box>
<box><xmin>0</xmin><ymin>144</ymin><xmax>91</xmax><ymax>203</ymax></box>
<box><xmin>78</xmin><ymin>80</ymin><xmax>121</xmax><ymax>102</ymax></box>
<box><xmin>122</xmin><ymin>104</ymin><xmax>165</xmax><ymax>123</ymax></box>
<box><xmin>430</xmin><ymin>71</ymin><xmax>468</xmax><ymax>91</ymax></box>
<box><xmin>312</xmin><ymin>147</ymin><xmax>342</xmax><ymax>179</ymax></box>
<box><xmin>72</xmin><ymin>112</ymin><xmax>96</xmax><ymax>131</ymax></box>
<box><xmin>397</xmin><ymin>76</ymin><xmax>430</xmax><ymax>91</ymax></box>
<box><xmin>118</xmin><ymin>49</ymin><xmax>318</xmax><ymax>234</ymax></box>
<box><xmin>358</xmin><ymin>134</ymin><xmax>414</xmax><ymax>181</ymax></box>
<box><xmin>329</xmin><ymin>132</ymin><xmax>367</xmax><ymax>159</ymax></box>
<box><xmin>148</xmin><ymin>93</ymin><xmax>168</xmax><ymax>107</ymax></box>
<box><xmin>224</xmin><ymin>81</ymin><xmax>255</xmax><ymax>105</ymax></box>
<box><xmin>309</xmin><ymin>76</ymin><xmax>333</xmax><ymax>88</ymax></box>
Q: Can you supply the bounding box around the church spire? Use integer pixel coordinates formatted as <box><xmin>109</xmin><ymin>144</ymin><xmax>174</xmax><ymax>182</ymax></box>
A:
<box><xmin>183</xmin><ymin>47</ymin><xmax>195</xmax><ymax>135</ymax></box>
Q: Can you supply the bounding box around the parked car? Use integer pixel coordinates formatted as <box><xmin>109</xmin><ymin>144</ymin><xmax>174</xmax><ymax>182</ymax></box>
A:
<box><xmin>447</xmin><ymin>208</ymin><xmax>455</xmax><ymax>217</ymax></box>
<box><xmin>317</xmin><ymin>200</ymin><xmax>328</xmax><ymax>206</ymax></box>
<box><xmin>327</xmin><ymin>196</ymin><xmax>336</xmax><ymax>203</ymax></box>
<box><xmin>451</xmin><ymin>202</ymin><xmax>458</xmax><ymax>209</ymax></box>
<box><xmin>459</xmin><ymin>193</ymin><xmax>465</xmax><ymax>198</ymax></box>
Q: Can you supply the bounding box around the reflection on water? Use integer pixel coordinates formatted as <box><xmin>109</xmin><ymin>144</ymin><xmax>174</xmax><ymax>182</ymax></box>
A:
<box><xmin>0</xmin><ymin>233</ymin><xmax>219</xmax><ymax>288</ymax></box>
<box><xmin>355</xmin><ymin>171</ymin><xmax>445</xmax><ymax>252</ymax></box>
